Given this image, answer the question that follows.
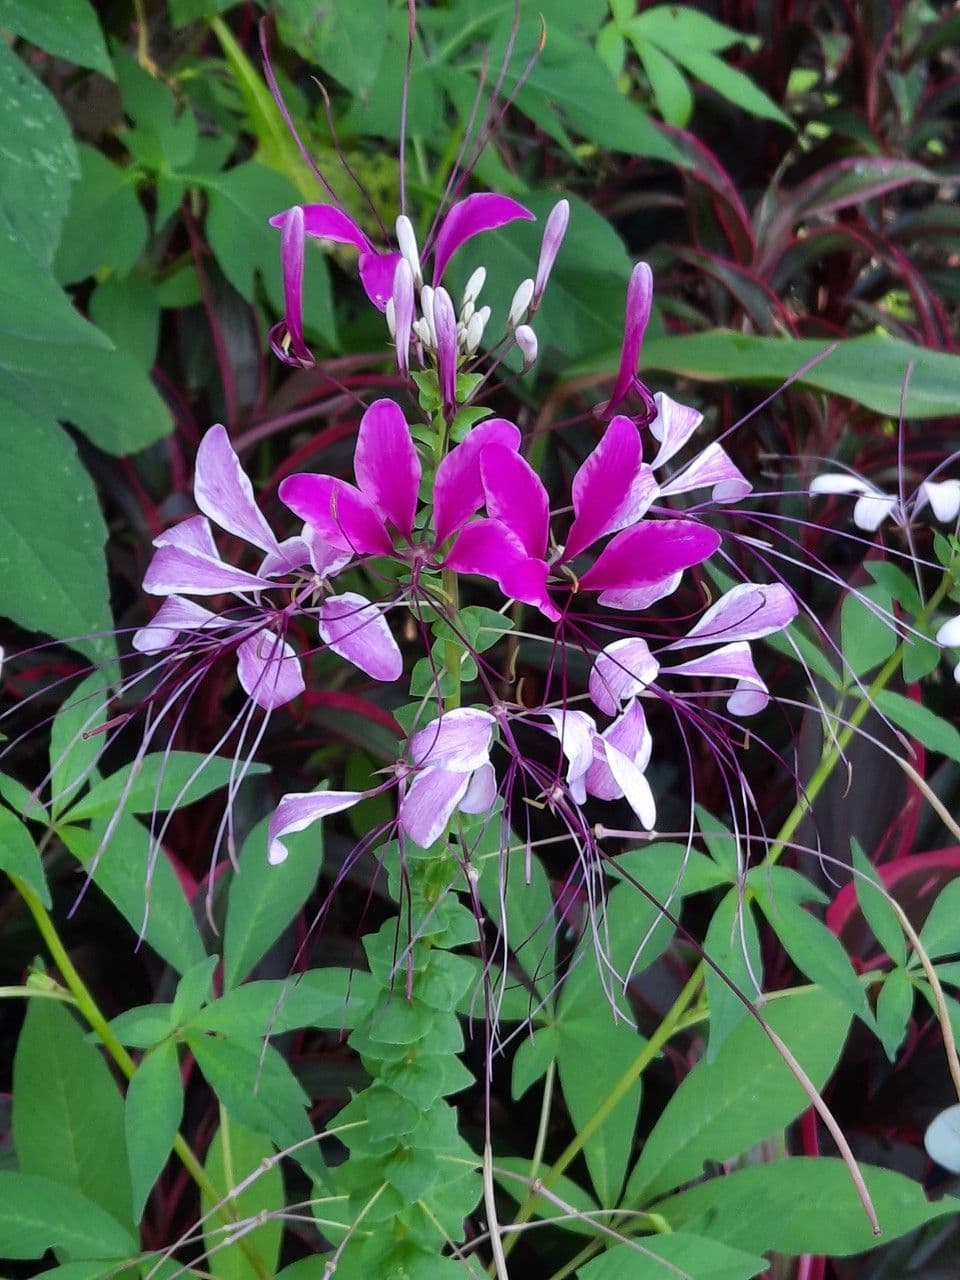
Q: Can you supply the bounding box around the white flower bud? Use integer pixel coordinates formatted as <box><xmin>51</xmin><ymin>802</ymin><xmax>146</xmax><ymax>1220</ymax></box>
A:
<box><xmin>460</xmin><ymin>298</ymin><xmax>475</xmax><ymax>326</ymax></box>
<box><xmin>395</xmin><ymin>215</ymin><xmax>422</xmax><ymax>287</ymax></box>
<box><xmin>384</xmin><ymin>298</ymin><xmax>396</xmax><ymax>337</ymax></box>
<box><xmin>412</xmin><ymin>317</ymin><xmax>432</xmax><ymax>349</ymax></box>
<box><xmin>515</xmin><ymin>324</ymin><xmax>538</xmax><ymax>368</ymax></box>
<box><xmin>419</xmin><ymin>285</ymin><xmax>437</xmax><ymax>347</ymax></box>
<box><xmin>507</xmin><ymin>277</ymin><xmax>534</xmax><ymax>328</ymax></box>
<box><xmin>465</xmin><ymin>311</ymin><xmax>485</xmax><ymax>355</ymax></box>
<box><xmin>463</xmin><ymin>266</ymin><xmax>486</xmax><ymax>306</ymax></box>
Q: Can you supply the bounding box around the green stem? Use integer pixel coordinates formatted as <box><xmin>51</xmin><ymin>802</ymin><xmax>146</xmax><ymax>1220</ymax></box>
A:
<box><xmin>10</xmin><ymin>874</ymin><xmax>272</xmax><ymax>1280</ymax></box>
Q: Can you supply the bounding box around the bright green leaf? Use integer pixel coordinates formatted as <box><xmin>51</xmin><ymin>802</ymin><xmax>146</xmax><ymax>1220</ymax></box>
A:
<box><xmin>202</xmin><ymin>1119</ymin><xmax>284</xmax><ymax>1280</ymax></box>
<box><xmin>49</xmin><ymin>671</ymin><xmax>111</xmax><ymax>817</ymax></box>
<box><xmin>0</xmin><ymin>0</ymin><xmax>112</xmax><ymax>76</ymax></box>
<box><xmin>918</xmin><ymin>878</ymin><xmax>960</xmax><ymax>960</ymax></box>
<box><xmin>875</xmin><ymin>689</ymin><xmax>960</xmax><ymax>764</ymax></box>
<box><xmin>90</xmin><ymin>273</ymin><xmax>160</xmax><ymax>368</ymax></box>
<box><xmin>851</xmin><ymin>839</ymin><xmax>906</xmax><ymax>966</ymax></box>
<box><xmin>841</xmin><ymin>584</ymin><xmax>897</xmax><ymax>678</ymax></box>
<box><xmin>579</xmin><ymin>1235</ymin><xmax>766</xmax><ymax>1279</ymax></box>
<box><xmin>0</xmin><ymin>806</ymin><xmax>49</xmax><ymax>904</ymax></box>
<box><xmin>0</xmin><ymin>1172</ymin><xmax>136</xmax><ymax>1261</ymax></box>
<box><xmin>54</xmin><ymin>145</ymin><xmax>147</xmax><ymax>283</ymax></box>
<box><xmin>876</xmin><ymin>968</ymin><xmax>914</xmax><ymax>1061</ymax></box>
<box><xmin>125</xmin><ymin>1040</ymin><xmax>184</xmax><ymax>1222</ymax></box>
<box><xmin>63</xmin><ymin>751</ymin><xmax>269</xmax><ymax>823</ymax></box>
<box><xmin>703</xmin><ymin>889</ymin><xmax>762</xmax><ymax>1057</ymax></box>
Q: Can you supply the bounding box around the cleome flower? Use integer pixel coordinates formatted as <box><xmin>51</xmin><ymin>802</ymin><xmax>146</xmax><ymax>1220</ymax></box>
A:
<box><xmin>810</xmin><ymin>469</ymin><xmax>960</xmax><ymax>533</ymax></box>
<box><xmin>135</xmin><ymin>425</ymin><xmax>403</xmax><ymax>706</ymax></box>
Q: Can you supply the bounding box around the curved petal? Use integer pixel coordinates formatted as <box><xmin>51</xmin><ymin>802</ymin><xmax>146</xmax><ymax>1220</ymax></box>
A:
<box><xmin>662</xmin><ymin>641</ymin><xmax>769</xmax><ymax>716</ymax></box>
<box><xmin>359</xmin><ymin>250</ymin><xmax>403</xmax><ymax>311</ymax></box>
<box><xmin>589</xmin><ymin>638</ymin><xmax>660</xmax><ymax>716</ymax></box>
<box><xmin>433</xmin><ymin>418</ymin><xmax>522</xmax><ymax>543</ymax></box>
<box><xmin>143</xmin><ymin>545</ymin><xmax>272</xmax><ymax>597</ymax></box>
<box><xmin>433</xmin><ymin>286</ymin><xmax>459</xmax><ymax>417</ymax></box>
<box><xmin>194</xmin><ymin>426</ymin><xmax>281</xmax><ymax>555</ymax></box>
<box><xmin>132</xmin><ymin>596</ymin><xmax>222</xmax><ymax>655</ymax></box>
<box><xmin>597</xmin><ymin>571</ymin><xmax>682</xmax><ymax>612</ymax></box>
<box><xmin>459</xmin><ymin>762</ymin><xmax>498</xmax><ymax>815</ymax></box>
<box><xmin>659</xmin><ymin>441</ymin><xmax>752</xmax><ymax>504</ymax></box>
<box><xmin>268</xmin><ymin>788</ymin><xmax>365</xmax><ymax>865</ymax></box>
<box><xmin>670</xmin><ymin>583</ymin><xmax>798</xmax><ymax>650</ymax></box>
<box><xmin>579</xmin><ymin>520</ymin><xmax>720</xmax><ymax>594</ymax></box>
<box><xmin>431</xmin><ymin>192</ymin><xmax>535</xmax><ymax>284</ymax></box>
<box><xmin>604</xmin><ymin>698</ymin><xmax>653</xmax><ymax>772</ymax></box>
<box><xmin>409</xmin><ymin>707</ymin><xmax>495</xmax><ymax>771</ymax></box>
<box><xmin>649</xmin><ymin>392</ymin><xmax>704</xmax><ymax>470</ymax></box>
<box><xmin>354</xmin><ymin>399</ymin><xmax>421</xmax><ymax>539</ymax></box>
<box><xmin>809</xmin><ymin>473</ymin><xmax>878</xmax><ymax>497</ymax></box>
<box><xmin>853</xmin><ymin>492</ymin><xmax>898</xmax><ymax>532</ymax></box>
<box><xmin>154</xmin><ymin>515</ymin><xmax>218</xmax><ymax>557</ymax></box>
<box><xmin>400</xmin><ymin>766</ymin><xmax>472</xmax><ymax>848</ymax></box>
<box><xmin>602</xmin><ymin>744</ymin><xmax>657</xmax><ymax>829</ymax></box>
<box><xmin>258</xmin><ymin>535</ymin><xmax>315</xmax><ymax>578</ymax></box>
<box><xmin>270</xmin><ymin>203</ymin><xmax>374</xmax><ymax>254</ymax></box>
<box><xmin>445</xmin><ymin>519</ymin><xmax>557</xmax><ymax>619</ymax></box>
<box><xmin>917</xmin><ymin>479</ymin><xmax>960</xmax><ymax>523</ymax></box>
<box><xmin>606</xmin><ymin>262</ymin><xmax>653</xmax><ymax>413</ymax></box>
<box><xmin>236</xmin><ymin>630</ymin><xmax>305</xmax><ymax>710</ymax></box>
<box><xmin>563</xmin><ymin>416</ymin><xmax>645</xmax><ymax>561</ymax></box>
<box><xmin>319</xmin><ymin>592</ymin><xmax>402</xmax><ymax>682</ymax></box>
<box><xmin>533</xmin><ymin>199</ymin><xmax>570</xmax><ymax>303</ymax></box>
<box><xmin>480</xmin><ymin>445</ymin><xmax>549</xmax><ymax>557</ymax></box>
<box><xmin>273</xmin><ymin>205</ymin><xmax>311</xmax><ymax>365</ymax></box>
<box><xmin>279</xmin><ymin>474</ymin><xmax>392</xmax><ymax>556</ymax></box>
<box><xmin>535</xmin><ymin>709</ymin><xmax>597</xmax><ymax>787</ymax></box>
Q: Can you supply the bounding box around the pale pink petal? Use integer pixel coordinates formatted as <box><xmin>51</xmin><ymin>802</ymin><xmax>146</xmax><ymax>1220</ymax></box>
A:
<box><xmin>132</xmin><ymin>596</ymin><xmax>222</xmax><ymax>655</ymax></box>
<box><xmin>354</xmin><ymin>399</ymin><xmax>421</xmax><ymax>539</ymax></box>
<box><xmin>589</xmin><ymin>638</ymin><xmax>660</xmax><ymax>716</ymax></box>
<box><xmin>444</xmin><ymin>519</ymin><xmax>557</xmax><ymax>619</ymax></box>
<box><xmin>563</xmin><ymin>416</ymin><xmax>644</xmax><ymax>561</ymax></box>
<box><xmin>319</xmin><ymin>592</ymin><xmax>402</xmax><ymax>682</ymax></box>
<box><xmin>578</xmin><ymin>520</ymin><xmax>720</xmax><ymax>594</ymax></box>
<box><xmin>409</xmin><ymin>707</ymin><xmax>495</xmax><ymax>771</ymax></box>
<box><xmin>154</xmin><ymin>515</ymin><xmax>219</xmax><ymax>557</ymax></box>
<box><xmin>399</xmin><ymin>767</ymin><xmax>472</xmax><ymax>848</ymax></box>
<box><xmin>194</xmin><ymin>425</ymin><xmax>281</xmax><ymax>556</ymax></box>
<box><xmin>604</xmin><ymin>698</ymin><xmax>653</xmax><ymax>773</ymax></box>
<box><xmin>535</xmin><ymin>709</ymin><xmax>597</xmax><ymax>786</ymax></box>
<box><xmin>659</xmin><ymin>441</ymin><xmax>752</xmax><ymax>503</ymax></box>
<box><xmin>597</xmin><ymin>572</ymin><xmax>682</xmax><ymax>611</ymax></box>
<box><xmin>303</xmin><ymin>526</ymin><xmax>353</xmax><ymax>577</ymax></box>
<box><xmin>649</xmin><ymin>392</ymin><xmax>704</xmax><ymax>470</ymax></box>
<box><xmin>480</xmin><ymin>446</ymin><xmax>549</xmax><ymax>558</ymax></box>
<box><xmin>258</xmin><ymin>535</ymin><xmax>315</xmax><ymax>578</ymax></box>
<box><xmin>606</xmin><ymin>262</ymin><xmax>653</xmax><ymax>413</ymax></box>
<box><xmin>662</xmin><ymin>641</ymin><xmax>769</xmax><ymax>716</ymax></box>
<box><xmin>236</xmin><ymin>631</ymin><xmax>305</xmax><ymax>710</ymax></box>
<box><xmin>670</xmin><ymin>583</ymin><xmax>798</xmax><ymax>651</ymax></box>
<box><xmin>268</xmin><ymin>788</ymin><xmax>365</xmax><ymax>865</ymax></box>
<box><xmin>433</xmin><ymin>286</ymin><xmax>459</xmax><ymax>417</ymax></box>
<box><xmin>279</xmin><ymin>474</ymin><xmax>392</xmax><ymax>556</ymax></box>
<box><xmin>459</xmin><ymin>762</ymin><xmax>497</xmax><ymax>815</ymax></box>
<box><xmin>433</xmin><ymin>417</ymin><xmax>522</xmax><ymax>543</ymax></box>
<box><xmin>359</xmin><ymin>250</ymin><xmax>403</xmax><ymax>311</ymax></box>
<box><xmin>533</xmin><ymin>199</ymin><xmax>569</xmax><ymax>304</ymax></box>
<box><xmin>431</xmin><ymin>193</ymin><xmax>535</xmax><ymax>284</ymax></box>
<box><xmin>917</xmin><ymin>479</ymin><xmax>960</xmax><ymax>523</ymax></box>
<box><xmin>270</xmin><ymin>204</ymin><xmax>374</xmax><ymax>254</ymax></box>
<box><xmin>602</xmin><ymin>744</ymin><xmax>657</xmax><ymax>829</ymax></box>
<box><xmin>143</xmin><ymin>546</ymin><xmax>272</xmax><ymax>597</ymax></box>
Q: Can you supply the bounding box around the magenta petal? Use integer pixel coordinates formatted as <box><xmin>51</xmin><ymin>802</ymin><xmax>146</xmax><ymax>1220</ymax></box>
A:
<box><xmin>459</xmin><ymin>762</ymin><xmax>497</xmax><ymax>815</ymax></box>
<box><xmin>279</xmin><ymin>474</ymin><xmax>392</xmax><ymax>556</ymax></box>
<box><xmin>589</xmin><ymin>638</ymin><xmax>660</xmax><ymax>716</ymax></box>
<box><xmin>431</xmin><ymin>193</ymin><xmax>535</xmax><ymax>284</ymax></box>
<box><xmin>410</xmin><ymin>707</ymin><xmax>495</xmax><ymax>771</ymax></box>
<box><xmin>533</xmin><ymin>199</ymin><xmax>570</xmax><ymax>303</ymax></box>
<box><xmin>671</xmin><ymin>583</ymin><xmax>798</xmax><ymax>650</ymax></box>
<box><xmin>579</xmin><ymin>520</ymin><xmax>720</xmax><ymax>594</ymax></box>
<box><xmin>433</xmin><ymin>286</ymin><xmax>459</xmax><ymax>417</ymax></box>
<box><xmin>597</xmin><ymin>571</ymin><xmax>683</xmax><ymax>612</ymax></box>
<box><xmin>319</xmin><ymin>592</ymin><xmax>402</xmax><ymax>682</ymax></box>
<box><xmin>444</xmin><ymin>519</ymin><xmax>557</xmax><ymax>620</ymax></box>
<box><xmin>268</xmin><ymin>788</ymin><xmax>365</xmax><ymax>865</ymax></box>
<box><xmin>143</xmin><ymin>545</ymin><xmax>273</xmax><ymax>596</ymax></box>
<box><xmin>354</xmin><ymin>399</ymin><xmax>421</xmax><ymax>539</ymax></box>
<box><xmin>270</xmin><ymin>204</ymin><xmax>373</xmax><ymax>254</ymax></box>
<box><xmin>663</xmin><ymin>642</ymin><xmax>769</xmax><ymax>716</ymax></box>
<box><xmin>132</xmin><ymin>596</ymin><xmax>222</xmax><ymax>655</ymax></box>
<box><xmin>607</xmin><ymin>262</ymin><xmax>653</xmax><ymax>413</ymax></box>
<box><xmin>400</xmin><ymin>767</ymin><xmax>472</xmax><ymax>847</ymax></box>
<box><xmin>649</xmin><ymin>392</ymin><xmax>704</xmax><ymax>469</ymax></box>
<box><xmin>480</xmin><ymin>446</ymin><xmax>549</xmax><ymax>558</ymax></box>
<box><xmin>359</xmin><ymin>250</ymin><xmax>403</xmax><ymax>311</ymax></box>
<box><xmin>659</xmin><ymin>442</ymin><xmax>752</xmax><ymax>503</ymax></box>
<box><xmin>433</xmin><ymin>418</ymin><xmax>521</xmax><ymax>543</ymax></box>
<box><xmin>194</xmin><ymin>426</ymin><xmax>281</xmax><ymax>556</ymax></box>
<box><xmin>236</xmin><ymin>631</ymin><xmax>305</xmax><ymax>711</ymax></box>
<box><xmin>563</xmin><ymin>416</ymin><xmax>644</xmax><ymax>561</ymax></box>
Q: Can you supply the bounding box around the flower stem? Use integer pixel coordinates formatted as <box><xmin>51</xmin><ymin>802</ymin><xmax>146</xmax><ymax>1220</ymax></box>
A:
<box><xmin>10</xmin><ymin>873</ymin><xmax>272</xmax><ymax>1280</ymax></box>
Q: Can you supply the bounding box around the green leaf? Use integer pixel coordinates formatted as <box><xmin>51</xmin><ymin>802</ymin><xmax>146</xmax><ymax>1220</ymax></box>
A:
<box><xmin>875</xmin><ymin>689</ymin><xmax>960</xmax><ymax>764</ymax></box>
<box><xmin>659</xmin><ymin>1158</ymin><xmax>958</xmax><ymax>1255</ymax></box>
<box><xmin>579</xmin><ymin>1235</ymin><xmax>766</xmax><ymax>1279</ymax></box>
<box><xmin>494</xmin><ymin>1154</ymin><xmax>600</xmax><ymax>1238</ymax></box>
<box><xmin>90</xmin><ymin>273</ymin><xmax>160</xmax><ymax>368</ymax></box>
<box><xmin>0</xmin><ymin>0</ymin><xmax>112</xmax><ymax>76</ymax></box>
<box><xmin>275</xmin><ymin>0</ymin><xmax>389</xmax><ymax>98</ymax></box>
<box><xmin>115</xmin><ymin>50</ymin><xmax>197</xmax><ymax>172</ymax></box>
<box><xmin>627</xmin><ymin>6</ymin><xmax>748</xmax><ymax>53</ymax></box>
<box><xmin>864</xmin><ymin>561</ymin><xmax>922</xmax><ymax>614</ymax></box>
<box><xmin>60</xmin><ymin>813</ymin><xmax>207</xmax><ymax>975</ymax></box>
<box><xmin>0</xmin><ymin>805</ymin><xmax>49</xmax><ymax>905</ymax></box>
<box><xmin>63</xmin><ymin>751</ymin><xmax>269</xmax><ymax>822</ymax></box>
<box><xmin>623</xmin><ymin>988</ymin><xmax>851</xmax><ymax>1205</ymax></box>
<box><xmin>3</xmin><ymin>234</ymin><xmax>111</xmax><ymax>348</ymax></box>
<box><xmin>205</xmin><ymin>162</ymin><xmax>336</xmax><ymax>348</ymax></box>
<box><xmin>918</xmin><ymin>878</ymin><xmax>960</xmax><ymax>959</ymax></box>
<box><xmin>202</xmin><ymin>1119</ymin><xmax>284</xmax><ymax>1280</ymax></box>
<box><xmin>171</xmin><ymin>955</ymin><xmax>220</xmax><ymax>1024</ymax></box>
<box><xmin>0</xmin><ymin>41</ymin><xmax>78</xmax><ymax>267</ymax></box>
<box><xmin>633</xmin><ymin>331</ymin><xmax>960</xmax><ymax>420</ymax></box>
<box><xmin>703</xmin><ymin>889</ymin><xmax>762</xmax><ymax>1057</ymax></box>
<box><xmin>223</xmin><ymin>813</ymin><xmax>325</xmax><ymax>989</ymax></box>
<box><xmin>610</xmin><ymin>841</ymin><xmax>731</xmax><ymax>895</ymax></box>
<box><xmin>667</xmin><ymin>47</ymin><xmax>793</xmax><ymax>127</ymax></box>
<box><xmin>49</xmin><ymin>672</ymin><xmax>112</xmax><ymax>817</ymax></box>
<box><xmin>841</xmin><ymin>584</ymin><xmax>897</xmax><ymax>678</ymax></box>
<box><xmin>188</xmin><ymin>1033</ymin><xmax>319</xmax><ymax>1173</ymax></box>
<box><xmin>190</xmin><ymin>970</ymin><xmax>377</xmax><ymax>1037</ymax></box>
<box><xmin>53</xmin><ymin>145</ymin><xmax>147</xmax><ymax>284</ymax></box>
<box><xmin>512</xmin><ymin>1025</ymin><xmax>559</xmax><ymax>1099</ymax></box>
<box><xmin>13</xmin><ymin>999</ymin><xmax>134</xmax><ymax>1231</ymax></box>
<box><xmin>125</xmin><ymin>1040</ymin><xmax>184</xmax><ymax>1222</ymax></box>
<box><xmin>634</xmin><ymin>39</ymin><xmax>694</xmax><ymax>126</ymax></box>
<box><xmin>696</xmin><ymin>806</ymin><xmax>739</xmax><ymax>879</ymax></box>
<box><xmin>106</xmin><ymin>1004</ymin><xmax>175</xmax><ymax>1048</ymax></box>
<box><xmin>876</xmin><ymin>968</ymin><xmax>914</xmax><ymax>1061</ymax></box>
<box><xmin>0</xmin><ymin>1172</ymin><xmax>136</xmax><ymax>1261</ymax></box>
<box><xmin>851</xmin><ymin>839</ymin><xmax>906</xmax><ymax>966</ymax></box>
<box><xmin>0</xmin><ymin>404</ymin><xmax>114</xmax><ymax>666</ymax></box>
